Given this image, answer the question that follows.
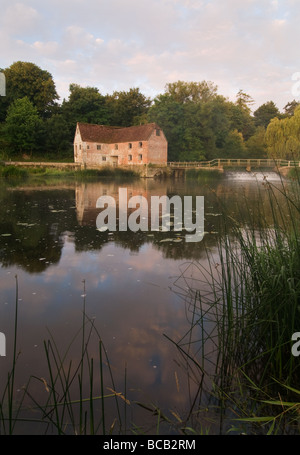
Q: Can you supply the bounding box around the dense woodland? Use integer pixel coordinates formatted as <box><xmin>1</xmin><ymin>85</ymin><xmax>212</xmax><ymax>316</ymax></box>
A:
<box><xmin>0</xmin><ymin>61</ymin><xmax>300</xmax><ymax>162</ymax></box>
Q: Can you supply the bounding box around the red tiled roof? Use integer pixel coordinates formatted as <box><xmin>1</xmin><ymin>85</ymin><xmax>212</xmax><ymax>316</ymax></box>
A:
<box><xmin>77</xmin><ymin>122</ymin><xmax>162</xmax><ymax>144</ymax></box>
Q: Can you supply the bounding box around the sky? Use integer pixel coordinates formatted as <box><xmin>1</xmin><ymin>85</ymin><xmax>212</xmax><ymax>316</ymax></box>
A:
<box><xmin>0</xmin><ymin>0</ymin><xmax>300</xmax><ymax>111</ymax></box>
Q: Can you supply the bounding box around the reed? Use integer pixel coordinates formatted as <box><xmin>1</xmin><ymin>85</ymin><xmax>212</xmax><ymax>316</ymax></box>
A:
<box><xmin>0</xmin><ymin>165</ymin><xmax>28</xmax><ymax>181</ymax></box>
<box><xmin>0</xmin><ymin>278</ymin><xmax>130</xmax><ymax>435</ymax></box>
<box><xmin>169</xmin><ymin>168</ymin><xmax>300</xmax><ymax>433</ymax></box>
<box><xmin>186</xmin><ymin>168</ymin><xmax>223</xmax><ymax>181</ymax></box>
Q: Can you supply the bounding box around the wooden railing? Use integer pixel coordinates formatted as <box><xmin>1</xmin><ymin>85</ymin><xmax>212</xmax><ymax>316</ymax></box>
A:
<box><xmin>168</xmin><ymin>159</ymin><xmax>300</xmax><ymax>168</ymax></box>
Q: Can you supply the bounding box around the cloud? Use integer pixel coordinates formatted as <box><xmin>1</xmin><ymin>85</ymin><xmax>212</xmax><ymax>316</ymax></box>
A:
<box><xmin>2</xmin><ymin>2</ymin><xmax>40</xmax><ymax>35</ymax></box>
<box><xmin>0</xmin><ymin>0</ymin><xmax>299</xmax><ymax>109</ymax></box>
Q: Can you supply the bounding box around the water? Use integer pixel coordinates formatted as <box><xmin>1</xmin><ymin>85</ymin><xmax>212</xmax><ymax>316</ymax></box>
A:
<box><xmin>0</xmin><ymin>171</ymin><xmax>289</xmax><ymax>434</ymax></box>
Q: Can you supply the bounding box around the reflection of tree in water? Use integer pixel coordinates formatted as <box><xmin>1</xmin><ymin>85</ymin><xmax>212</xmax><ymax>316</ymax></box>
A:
<box><xmin>73</xmin><ymin>222</ymin><xmax>217</xmax><ymax>260</ymax></box>
<box><xmin>0</xmin><ymin>175</ymin><xmax>289</xmax><ymax>272</ymax></box>
<box><xmin>74</xmin><ymin>179</ymin><xmax>223</xmax><ymax>259</ymax></box>
<box><xmin>0</xmin><ymin>188</ymin><xmax>75</xmax><ymax>273</ymax></box>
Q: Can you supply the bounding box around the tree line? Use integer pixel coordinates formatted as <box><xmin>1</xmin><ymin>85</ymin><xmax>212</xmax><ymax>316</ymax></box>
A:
<box><xmin>0</xmin><ymin>61</ymin><xmax>299</xmax><ymax>161</ymax></box>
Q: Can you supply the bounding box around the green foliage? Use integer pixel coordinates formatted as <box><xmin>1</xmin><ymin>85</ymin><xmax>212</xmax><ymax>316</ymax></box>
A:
<box><xmin>180</xmin><ymin>102</ymin><xmax>215</xmax><ymax>160</ymax></box>
<box><xmin>105</xmin><ymin>87</ymin><xmax>151</xmax><ymax>127</ymax></box>
<box><xmin>222</xmin><ymin>129</ymin><xmax>247</xmax><ymax>158</ymax></box>
<box><xmin>1</xmin><ymin>61</ymin><xmax>59</xmax><ymax>118</ymax></box>
<box><xmin>235</xmin><ymin>89</ymin><xmax>255</xmax><ymax>113</ymax></box>
<box><xmin>75</xmin><ymin>167</ymin><xmax>139</xmax><ymax>180</ymax></box>
<box><xmin>206</xmin><ymin>96</ymin><xmax>232</xmax><ymax>153</ymax></box>
<box><xmin>148</xmin><ymin>83</ymin><xmax>259</xmax><ymax>161</ymax></box>
<box><xmin>148</xmin><ymin>94</ymin><xmax>185</xmax><ymax>161</ymax></box>
<box><xmin>186</xmin><ymin>168</ymin><xmax>222</xmax><ymax>181</ymax></box>
<box><xmin>1</xmin><ymin>60</ymin><xmax>298</xmax><ymax>163</ymax></box>
<box><xmin>164</xmin><ymin>80</ymin><xmax>218</xmax><ymax>103</ymax></box>
<box><xmin>265</xmin><ymin>106</ymin><xmax>300</xmax><ymax>159</ymax></box>
<box><xmin>0</xmin><ymin>165</ymin><xmax>28</xmax><ymax>180</ymax></box>
<box><xmin>283</xmin><ymin>100</ymin><xmax>300</xmax><ymax>117</ymax></box>
<box><xmin>228</xmin><ymin>102</ymin><xmax>256</xmax><ymax>140</ymax></box>
<box><xmin>245</xmin><ymin>126</ymin><xmax>268</xmax><ymax>158</ymax></box>
<box><xmin>4</xmin><ymin>97</ymin><xmax>43</xmax><ymax>155</ymax></box>
<box><xmin>44</xmin><ymin>114</ymin><xmax>73</xmax><ymax>157</ymax></box>
<box><xmin>62</xmin><ymin>84</ymin><xmax>109</xmax><ymax>126</ymax></box>
<box><xmin>253</xmin><ymin>101</ymin><xmax>280</xmax><ymax>128</ymax></box>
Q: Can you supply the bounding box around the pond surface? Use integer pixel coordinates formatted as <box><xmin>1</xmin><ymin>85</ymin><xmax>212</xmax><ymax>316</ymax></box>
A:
<box><xmin>0</xmin><ymin>171</ymin><xmax>285</xmax><ymax>434</ymax></box>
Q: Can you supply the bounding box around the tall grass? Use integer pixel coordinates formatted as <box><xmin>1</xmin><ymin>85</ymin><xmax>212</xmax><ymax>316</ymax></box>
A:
<box><xmin>170</xmin><ymin>169</ymin><xmax>300</xmax><ymax>433</ymax></box>
<box><xmin>186</xmin><ymin>168</ymin><xmax>223</xmax><ymax>181</ymax></box>
<box><xmin>0</xmin><ymin>278</ymin><xmax>130</xmax><ymax>435</ymax></box>
<box><xmin>0</xmin><ymin>165</ymin><xmax>29</xmax><ymax>181</ymax></box>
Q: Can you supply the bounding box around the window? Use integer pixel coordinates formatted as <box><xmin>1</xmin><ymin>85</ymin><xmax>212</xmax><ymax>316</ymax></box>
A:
<box><xmin>79</xmin><ymin>144</ymin><xmax>81</xmax><ymax>150</ymax></box>
<box><xmin>156</xmin><ymin>129</ymin><xmax>160</xmax><ymax>136</ymax></box>
<box><xmin>128</xmin><ymin>154</ymin><xmax>132</xmax><ymax>161</ymax></box>
<box><xmin>139</xmin><ymin>142</ymin><xmax>143</xmax><ymax>148</ymax></box>
<box><xmin>87</xmin><ymin>145</ymin><xmax>90</xmax><ymax>149</ymax></box>
<box><xmin>97</xmin><ymin>145</ymin><xmax>101</xmax><ymax>150</ymax></box>
<box><xmin>138</xmin><ymin>154</ymin><xmax>142</xmax><ymax>161</ymax></box>
<box><xmin>102</xmin><ymin>156</ymin><xmax>106</xmax><ymax>161</ymax></box>
<box><xmin>128</xmin><ymin>143</ymin><xmax>132</xmax><ymax>149</ymax></box>
<box><xmin>115</xmin><ymin>144</ymin><xmax>118</xmax><ymax>150</ymax></box>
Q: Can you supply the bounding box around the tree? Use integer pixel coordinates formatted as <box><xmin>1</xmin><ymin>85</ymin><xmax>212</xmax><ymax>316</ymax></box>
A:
<box><xmin>164</xmin><ymin>80</ymin><xmax>218</xmax><ymax>104</ymax></box>
<box><xmin>206</xmin><ymin>96</ymin><xmax>232</xmax><ymax>156</ymax></box>
<box><xmin>228</xmin><ymin>103</ymin><xmax>255</xmax><ymax>141</ymax></box>
<box><xmin>235</xmin><ymin>90</ymin><xmax>255</xmax><ymax>113</ymax></box>
<box><xmin>2</xmin><ymin>61</ymin><xmax>59</xmax><ymax>118</ymax></box>
<box><xmin>245</xmin><ymin>126</ymin><xmax>267</xmax><ymax>158</ymax></box>
<box><xmin>222</xmin><ymin>129</ymin><xmax>247</xmax><ymax>158</ymax></box>
<box><xmin>283</xmin><ymin>100</ymin><xmax>300</xmax><ymax>117</ymax></box>
<box><xmin>105</xmin><ymin>88</ymin><xmax>151</xmax><ymax>127</ymax></box>
<box><xmin>253</xmin><ymin>101</ymin><xmax>280</xmax><ymax>128</ymax></box>
<box><xmin>265</xmin><ymin>106</ymin><xmax>300</xmax><ymax>159</ymax></box>
<box><xmin>44</xmin><ymin>114</ymin><xmax>73</xmax><ymax>156</ymax></box>
<box><xmin>4</xmin><ymin>97</ymin><xmax>43</xmax><ymax>155</ymax></box>
<box><xmin>62</xmin><ymin>84</ymin><xmax>109</xmax><ymax>125</ymax></box>
<box><xmin>181</xmin><ymin>102</ymin><xmax>215</xmax><ymax>160</ymax></box>
<box><xmin>148</xmin><ymin>93</ymin><xmax>185</xmax><ymax>161</ymax></box>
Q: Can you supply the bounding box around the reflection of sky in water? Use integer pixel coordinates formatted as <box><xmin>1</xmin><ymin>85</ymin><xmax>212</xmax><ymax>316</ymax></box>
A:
<box><xmin>0</xmin><ymin>173</ymin><xmax>289</xmax><ymax>433</ymax></box>
<box><xmin>0</xmin><ymin>232</ymin><xmax>204</xmax><ymax>429</ymax></box>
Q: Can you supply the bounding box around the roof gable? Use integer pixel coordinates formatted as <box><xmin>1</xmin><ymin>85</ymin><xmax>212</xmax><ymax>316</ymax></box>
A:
<box><xmin>77</xmin><ymin>122</ymin><xmax>162</xmax><ymax>144</ymax></box>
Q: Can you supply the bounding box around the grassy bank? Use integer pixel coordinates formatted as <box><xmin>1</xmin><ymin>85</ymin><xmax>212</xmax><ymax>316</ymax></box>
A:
<box><xmin>0</xmin><ymin>164</ymin><xmax>139</xmax><ymax>184</ymax></box>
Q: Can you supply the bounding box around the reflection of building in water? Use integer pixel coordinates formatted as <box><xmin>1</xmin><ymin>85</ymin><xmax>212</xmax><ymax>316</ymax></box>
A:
<box><xmin>75</xmin><ymin>181</ymin><xmax>168</xmax><ymax>227</ymax></box>
<box><xmin>75</xmin><ymin>180</ymin><xmax>205</xmax><ymax>244</ymax></box>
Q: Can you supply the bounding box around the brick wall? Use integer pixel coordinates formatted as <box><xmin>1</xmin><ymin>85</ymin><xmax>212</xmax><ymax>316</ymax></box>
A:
<box><xmin>74</xmin><ymin>127</ymin><xmax>168</xmax><ymax>166</ymax></box>
<box><xmin>147</xmin><ymin>128</ymin><xmax>168</xmax><ymax>165</ymax></box>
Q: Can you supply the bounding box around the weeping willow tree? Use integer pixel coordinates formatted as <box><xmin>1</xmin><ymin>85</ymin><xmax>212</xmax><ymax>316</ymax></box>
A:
<box><xmin>265</xmin><ymin>106</ymin><xmax>300</xmax><ymax>159</ymax></box>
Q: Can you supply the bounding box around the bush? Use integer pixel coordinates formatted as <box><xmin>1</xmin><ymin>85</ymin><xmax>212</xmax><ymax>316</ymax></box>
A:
<box><xmin>0</xmin><ymin>165</ymin><xmax>28</xmax><ymax>180</ymax></box>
